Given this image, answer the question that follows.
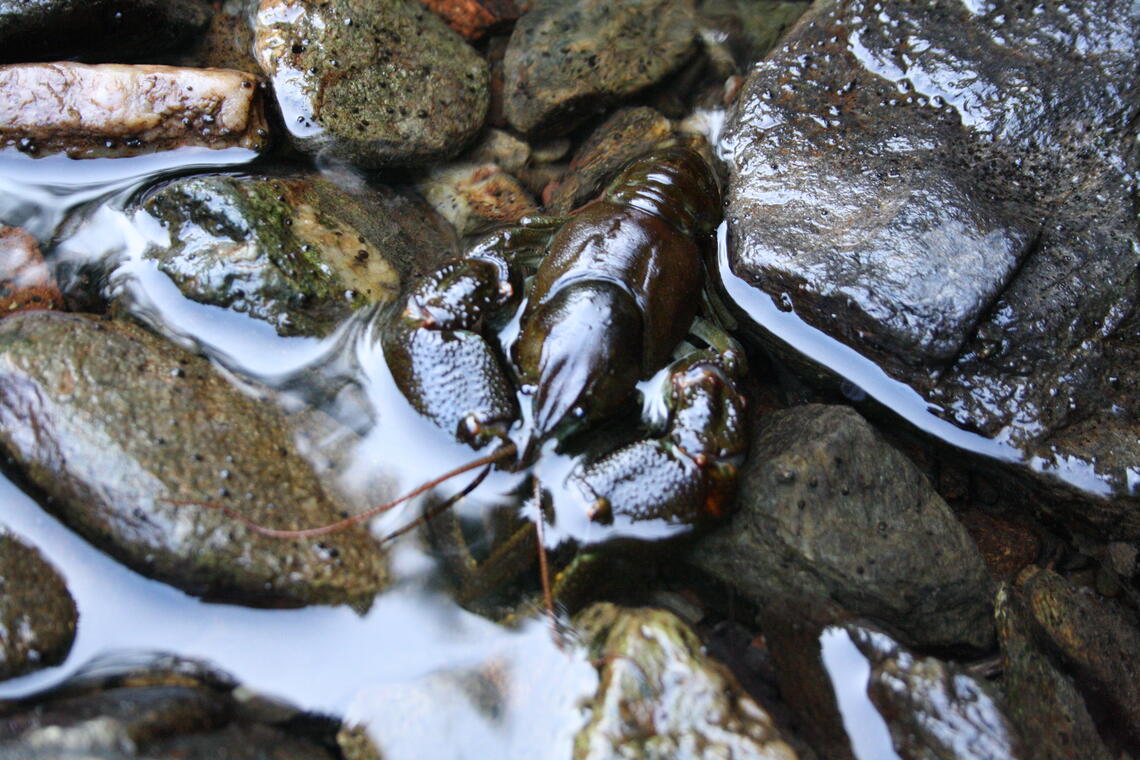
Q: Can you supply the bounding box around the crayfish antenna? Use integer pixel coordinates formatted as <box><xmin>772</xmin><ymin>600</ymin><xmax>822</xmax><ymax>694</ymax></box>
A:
<box><xmin>162</xmin><ymin>443</ymin><xmax>517</xmax><ymax>540</ymax></box>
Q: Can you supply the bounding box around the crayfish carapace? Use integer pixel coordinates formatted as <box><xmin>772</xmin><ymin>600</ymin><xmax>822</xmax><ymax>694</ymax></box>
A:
<box><xmin>217</xmin><ymin>145</ymin><xmax>749</xmax><ymax>618</ymax></box>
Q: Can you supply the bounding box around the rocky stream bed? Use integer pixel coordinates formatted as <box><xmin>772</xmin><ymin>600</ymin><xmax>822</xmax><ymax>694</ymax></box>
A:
<box><xmin>0</xmin><ymin>1</ymin><xmax>1137</xmax><ymax>758</ymax></box>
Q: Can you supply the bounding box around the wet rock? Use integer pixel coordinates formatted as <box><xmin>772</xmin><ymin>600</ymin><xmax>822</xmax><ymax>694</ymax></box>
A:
<box><xmin>415</xmin><ymin>163</ymin><xmax>538</xmax><ymax>236</ymax></box>
<box><xmin>137</xmin><ymin>174</ymin><xmax>452</xmax><ymax>337</ymax></box>
<box><xmin>545</xmin><ymin>107</ymin><xmax>677</xmax><ymax>214</ymax></box>
<box><xmin>0</xmin><ymin>660</ymin><xmax>337</xmax><ymax>759</ymax></box>
<box><xmin>689</xmin><ymin>404</ymin><xmax>994</xmax><ymax>650</ymax></box>
<box><xmin>0</xmin><ymin>312</ymin><xmax>390</xmax><ymax>608</ymax></box>
<box><xmin>0</xmin><ymin>530</ymin><xmax>77</xmax><ymax>681</ymax></box>
<box><xmin>0</xmin><ymin>227</ymin><xmax>63</xmax><ymax>317</ymax></box>
<box><xmin>504</xmin><ymin>0</ymin><xmax>699</xmax><ymax>137</ymax></box>
<box><xmin>995</xmin><ymin>583</ymin><xmax>1113</xmax><ymax>760</ymax></box>
<box><xmin>1019</xmin><ymin>567</ymin><xmax>1140</xmax><ymax>745</ymax></box>
<box><xmin>0</xmin><ymin>63</ymin><xmax>269</xmax><ymax>159</ymax></box>
<box><xmin>848</xmin><ymin>625</ymin><xmax>1020</xmax><ymax>760</ymax></box>
<box><xmin>959</xmin><ymin>509</ymin><xmax>1041</xmax><ymax>583</ymax></box>
<box><xmin>763</xmin><ymin>605</ymin><xmax>1019</xmax><ymax>760</ymax></box>
<box><xmin>721</xmin><ymin>0</ymin><xmax>1140</xmax><ymax>533</ymax></box>
<box><xmin>253</xmin><ymin>0</ymin><xmax>489</xmax><ymax>168</ymax></box>
<box><xmin>574</xmin><ymin>602</ymin><xmax>799</xmax><ymax>760</ymax></box>
<box><xmin>466</xmin><ymin>128</ymin><xmax>530</xmax><ymax>173</ymax></box>
<box><xmin>417</xmin><ymin>0</ymin><xmax>521</xmax><ymax>41</ymax></box>
<box><xmin>0</xmin><ymin>0</ymin><xmax>211</xmax><ymax>64</ymax></box>
<box><xmin>698</xmin><ymin>0</ymin><xmax>809</xmax><ymax>73</ymax></box>
<box><xmin>184</xmin><ymin>6</ymin><xmax>260</xmax><ymax>75</ymax></box>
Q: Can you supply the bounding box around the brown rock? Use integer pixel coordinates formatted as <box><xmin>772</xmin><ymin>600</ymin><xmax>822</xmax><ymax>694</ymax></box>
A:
<box><xmin>959</xmin><ymin>509</ymin><xmax>1040</xmax><ymax>582</ymax></box>
<box><xmin>417</xmin><ymin>0</ymin><xmax>521</xmax><ymax>40</ymax></box>
<box><xmin>0</xmin><ymin>226</ymin><xmax>63</xmax><ymax>316</ymax></box>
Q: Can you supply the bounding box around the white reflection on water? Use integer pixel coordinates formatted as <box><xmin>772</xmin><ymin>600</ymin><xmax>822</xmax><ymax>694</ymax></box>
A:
<box><xmin>0</xmin><ymin>475</ymin><xmax>595</xmax><ymax>758</ymax></box>
<box><xmin>715</xmin><ymin>222</ymin><xmax>1116</xmax><ymax>498</ymax></box>
<box><xmin>819</xmin><ymin>626</ymin><xmax>901</xmax><ymax>760</ymax></box>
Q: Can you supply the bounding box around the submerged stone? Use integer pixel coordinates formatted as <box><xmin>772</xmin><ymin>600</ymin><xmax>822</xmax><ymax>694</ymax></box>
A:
<box><xmin>0</xmin><ymin>0</ymin><xmax>211</xmax><ymax>64</ymax></box>
<box><xmin>574</xmin><ymin>603</ymin><xmax>799</xmax><ymax>760</ymax></box>
<box><xmin>0</xmin><ymin>530</ymin><xmax>77</xmax><ymax>681</ymax></box>
<box><xmin>415</xmin><ymin>162</ymin><xmax>538</xmax><ymax>236</ymax></box>
<box><xmin>504</xmin><ymin>0</ymin><xmax>699</xmax><ymax>136</ymax></box>
<box><xmin>545</xmin><ymin>107</ymin><xmax>677</xmax><ymax>215</ymax></box>
<box><xmin>995</xmin><ymin>583</ymin><xmax>1114</xmax><ymax>760</ymax></box>
<box><xmin>689</xmin><ymin>404</ymin><xmax>994</xmax><ymax>650</ymax></box>
<box><xmin>253</xmin><ymin>0</ymin><xmax>489</xmax><ymax>167</ymax></box>
<box><xmin>0</xmin><ymin>659</ymin><xmax>337</xmax><ymax>758</ymax></box>
<box><xmin>764</xmin><ymin>609</ymin><xmax>1020</xmax><ymax>760</ymax></box>
<box><xmin>138</xmin><ymin>174</ymin><xmax>449</xmax><ymax>337</ymax></box>
<box><xmin>1019</xmin><ymin>567</ymin><xmax>1140</xmax><ymax>746</ymax></box>
<box><xmin>721</xmin><ymin>0</ymin><xmax>1140</xmax><ymax>534</ymax></box>
<box><xmin>0</xmin><ymin>312</ymin><xmax>390</xmax><ymax>609</ymax></box>
<box><xmin>0</xmin><ymin>226</ymin><xmax>63</xmax><ymax>317</ymax></box>
<box><xmin>0</xmin><ymin>63</ymin><xmax>269</xmax><ymax>159</ymax></box>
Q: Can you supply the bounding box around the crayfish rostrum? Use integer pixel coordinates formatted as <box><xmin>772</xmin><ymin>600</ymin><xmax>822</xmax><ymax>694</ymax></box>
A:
<box><xmin>380</xmin><ymin>145</ymin><xmax>749</xmax><ymax>612</ymax></box>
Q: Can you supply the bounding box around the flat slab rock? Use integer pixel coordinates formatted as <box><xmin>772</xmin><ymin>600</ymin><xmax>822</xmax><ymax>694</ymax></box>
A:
<box><xmin>0</xmin><ymin>312</ymin><xmax>389</xmax><ymax>608</ymax></box>
<box><xmin>721</xmin><ymin>0</ymin><xmax>1140</xmax><ymax>535</ymax></box>
<box><xmin>0</xmin><ymin>63</ymin><xmax>269</xmax><ymax>159</ymax></box>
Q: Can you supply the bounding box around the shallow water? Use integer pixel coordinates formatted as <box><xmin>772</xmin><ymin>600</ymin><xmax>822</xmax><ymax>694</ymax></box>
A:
<box><xmin>0</xmin><ymin>148</ymin><xmax>605</xmax><ymax>754</ymax></box>
<box><xmin>4</xmin><ymin>146</ymin><xmax>854</xmax><ymax>756</ymax></box>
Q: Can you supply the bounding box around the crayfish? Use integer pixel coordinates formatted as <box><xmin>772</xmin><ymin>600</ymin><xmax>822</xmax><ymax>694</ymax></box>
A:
<box><xmin>229</xmin><ymin>145</ymin><xmax>749</xmax><ymax>617</ymax></box>
<box><xmin>381</xmin><ymin>145</ymin><xmax>748</xmax><ymax>614</ymax></box>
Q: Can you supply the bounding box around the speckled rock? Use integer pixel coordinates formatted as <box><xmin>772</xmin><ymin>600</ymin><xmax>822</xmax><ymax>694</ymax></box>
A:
<box><xmin>995</xmin><ymin>583</ymin><xmax>1114</xmax><ymax>760</ymax></box>
<box><xmin>0</xmin><ymin>312</ymin><xmax>390</xmax><ymax>609</ymax></box>
<box><xmin>574</xmin><ymin>603</ymin><xmax>798</xmax><ymax>760</ymax></box>
<box><xmin>253</xmin><ymin>0</ymin><xmax>489</xmax><ymax>167</ymax></box>
<box><xmin>0</xmin><ymin>226</ymin><xmax>63</xmax><ymax>317</ymax></box>
<box><xmin>415</xmin><ymin>163</ymin><xmax>538</xmax><ymax>236</ymax></box>
<box><xmin>504</xmin><ymin>0</ymin><xmax>699</xmax><ymax>137</ymax></box>
<box><xmin>721</xmin><ymin>0</ymin><xmax>1140</xmax><ymax>534</ymax></box>
<box><xmin>545</xmin><ymin>107</ymin><xmax>678</xmax><ymax>214</ymax></box>
<box><xmin>0</xmin><ymin>0</ymin><xmax>211</xmax><ymax>64</ymax></box>
<box><xmin>689</xmin><ymin>404</ymin><xmax>994</xmax><ymax>650</ymax></box>
<box><xmin>0</xmin><ymin>63</ymin><xmax>269</xmax><ymax>159</ymax></box>
<box><xmin>1019</xmin><ymin>567</ymin><xmax>1140</xmax><ymax>745</ymax></box>
<box><xmin>136</xmin><ymin>173</ymin><xmax>453</xmax><ymax>337</ymax></box>
<box><xmin>0</xmin><ymin>530</ymin><xmax>76</xmax><ymax>681</ymax></box>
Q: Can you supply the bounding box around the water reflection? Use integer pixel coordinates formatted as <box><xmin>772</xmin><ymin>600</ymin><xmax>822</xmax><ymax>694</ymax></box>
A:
<box><xmin>0</xmin><ymin>475</ymin><xmax>595</xmax><ymax>757</ymax></box>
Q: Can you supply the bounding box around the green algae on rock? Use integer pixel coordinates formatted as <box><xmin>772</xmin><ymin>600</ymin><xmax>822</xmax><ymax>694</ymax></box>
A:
<box><xmin>0</xmin><ymin>312</ymin><xmax>389</xmax><ymax>609</ymax></box>
<box><xmin>138</xmin><ymin>174</ymin><xmax>443</xmax><ymax>337</ymax></box>
<box><xmin>0</xmin><ymin>530</ymin><xmax>77</xmax><ymax>682</ymax></box>
<box><xmin>253</xmin><ymin>0</ymin><xmax>489</xmax><ymax>167</ymax></box>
